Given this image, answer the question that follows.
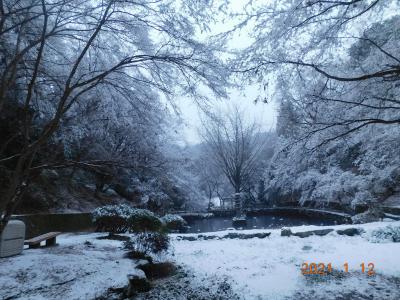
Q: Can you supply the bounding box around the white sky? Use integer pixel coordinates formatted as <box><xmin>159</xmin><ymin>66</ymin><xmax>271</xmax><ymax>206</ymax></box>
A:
<box><xmin>177</xmin><ymin>87</ymin><xmax>278</xmax><ymax>145</ymax></box>
<box><xmin>176</xmin><ymin>0</ymin><xmax>278</xmax><ymax>145</ymax></box>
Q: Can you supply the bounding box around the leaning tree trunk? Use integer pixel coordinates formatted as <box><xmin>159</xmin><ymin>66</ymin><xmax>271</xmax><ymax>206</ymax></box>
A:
<box><xmin>0</xmin><ymin>150</ymin><xmax>34</xmax><ymax>235</ymax></box>
<box><xmin>0</xmin><ymin>178</ymin><xmax>26</xmax><ymax>235</ymax></box>
<box><xmin>0</xmin><ymin>192</ymin><xmax>22</xmax><ymax>235</ymax></box>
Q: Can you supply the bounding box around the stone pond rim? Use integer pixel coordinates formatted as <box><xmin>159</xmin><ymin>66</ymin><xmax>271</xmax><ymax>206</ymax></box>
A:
<box><xmin>181</xmin><ymin>207</ymin><xmax>353</xmax><ymax>224</ymax></box>
<box><xmin>9</xmin><ymin>207</ymin><xmax>353</xmax><ymax>238</ymax></box>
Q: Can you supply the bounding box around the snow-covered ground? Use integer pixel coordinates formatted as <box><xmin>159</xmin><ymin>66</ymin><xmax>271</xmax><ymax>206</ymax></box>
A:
<box><xmin>167</xmin><ymin>221</ymin><xmax>400</xmax><ymax>300</ymax></box>
<box><xmin>0</xmin><ymin>233</ymin><xmax>143</xmax><ymax>300</ymax></box>
<box><xmin>1</xmin><ymin>221</ymin><xmax>400</xmax><ymax>300</ymax></box>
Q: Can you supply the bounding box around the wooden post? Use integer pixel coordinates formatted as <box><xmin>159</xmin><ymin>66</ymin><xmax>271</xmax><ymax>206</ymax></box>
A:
<box><xmin>46</xmin><ymin>237</ymin><xmax>56</xmax><ymax>247</ymax></box>
<box><xmin>29</xmin><ymin>243</ymin><xmax>41</xmax><ymax>249</ymax></box>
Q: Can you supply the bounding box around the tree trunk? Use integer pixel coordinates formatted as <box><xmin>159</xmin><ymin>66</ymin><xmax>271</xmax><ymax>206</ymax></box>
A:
<box><xmin>0</xmin><ymin>193</ymin><xmax>21</xmax><ymax>235</ymax></box>
<box><xmin>0</xmin><ymin>151</ymin><xmax>34</xmax><ymax>235</ymax></box>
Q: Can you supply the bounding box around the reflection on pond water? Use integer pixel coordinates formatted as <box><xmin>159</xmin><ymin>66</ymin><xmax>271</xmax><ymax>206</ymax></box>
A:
<box><xmin>185</xmin><ymin>214</ymin><xmax>337</xmax><ymax>233</ymax></box>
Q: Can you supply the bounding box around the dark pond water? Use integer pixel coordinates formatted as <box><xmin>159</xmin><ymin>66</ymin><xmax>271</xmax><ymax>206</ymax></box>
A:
<box><xmin>185</xmin><ymin>215</ymin><xmax>337</xmax><ymax>233</ymax></box>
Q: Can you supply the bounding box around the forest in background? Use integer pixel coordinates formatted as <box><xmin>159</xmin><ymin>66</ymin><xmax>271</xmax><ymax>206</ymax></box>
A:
<box><xmin>0</xmin><ymin>0</ymin><xmax>399</xmax><ymax>218</ymax></box>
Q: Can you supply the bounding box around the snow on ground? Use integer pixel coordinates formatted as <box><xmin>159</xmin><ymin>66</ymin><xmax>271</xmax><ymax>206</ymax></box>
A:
<box><xmin>1</xmin><ymin>221</ymin><xmax>400</xmax><ymax>300</ymax></box>
<box><xmin>167</xmin><ymin>220</ymin><xmax>400</xmax><ymax>300</ymax></box>
<box><xmin>0</xmin><ymin>233</ymin><xmax>142</xmax><ymax>300</ymax></box>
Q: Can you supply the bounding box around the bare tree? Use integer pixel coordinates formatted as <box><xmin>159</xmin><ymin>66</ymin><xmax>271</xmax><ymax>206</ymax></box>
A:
<box><xmin>195</xmin><ymin>154</ymin><xmax>223</xmax><ymax>208</ymax></box>
<box><xmin>200</xmin><ymin>106</ymin><xmax>266</xmax><ymax>194</ymax></box>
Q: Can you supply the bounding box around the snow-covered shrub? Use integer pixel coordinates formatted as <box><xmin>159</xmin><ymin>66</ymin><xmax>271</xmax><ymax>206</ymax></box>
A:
<box><xmin>124</xmin><ymin>232</ymin><xmax>170</xmax><ymax>255</ymax></box>
<box><xmin>128</xmin><ymin>209</ymin><xmax>162</xmax><ymax>232</ymax></box>
<box><xmin>351</xmin><ymin>191</ymin><xmax>375</xmax><ymax>209</ymax></box>
<box><xmin>161</xmin><ymin>214</ymin><xmax>187</xmax><ymax>232</ymax></box>
<box><xmin>369</xmin><ymin>225</ymin><xmax>400</xmax><ymax>243</ymax></box>
<box><xmin>93</xmin><ymin>204</ymin><xmax>135</xmax><ymax>221</ymax></box>
<box><xmin>93</xmin><ymin>204</ymin><xmax>135</xmax><ymax>233</ymax></box>
<box><xmin>351</xmin><ymin>207</ymin><xmax>384</xmax><ymax>224</ymax></box>
<box><xmin>93</xmin><ymin>204</ymin><xmax>162</xmax><ymax>233</ymax></box>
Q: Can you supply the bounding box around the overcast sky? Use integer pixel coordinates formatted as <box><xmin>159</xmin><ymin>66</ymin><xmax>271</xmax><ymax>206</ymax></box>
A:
<box><xmin>177</xmin><ymin>87</ymin><xmax>277</xmax><ymax>145</ymax></box>
<box><xmin>176</xmin><ymin>0</ymin><xmax>277</xmax><ymax>145</ymax></box>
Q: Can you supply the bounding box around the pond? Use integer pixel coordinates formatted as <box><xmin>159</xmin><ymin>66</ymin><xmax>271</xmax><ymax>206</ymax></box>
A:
<box><xmin>184</xmin><ymin>214</ymin><xmax>337</xmax><ymax>233</ymax></box>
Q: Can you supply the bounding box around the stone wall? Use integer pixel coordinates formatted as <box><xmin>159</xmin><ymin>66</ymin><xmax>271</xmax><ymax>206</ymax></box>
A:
<box><xmin>11</xmin><ymin>213</ymin><xmax>94</xmax><ymax>238</ymax></box>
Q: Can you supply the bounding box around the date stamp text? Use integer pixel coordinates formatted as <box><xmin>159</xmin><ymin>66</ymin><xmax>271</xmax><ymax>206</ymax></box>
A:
<box><xmin>301</xmin><ymin>262</ymin><xmax>375</xmax><ymax>276</ymax></box>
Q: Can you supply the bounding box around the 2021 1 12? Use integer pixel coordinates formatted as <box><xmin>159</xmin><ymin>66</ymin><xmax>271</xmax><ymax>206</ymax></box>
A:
<box><xmin>301</xmin><ymin>262</ymin><xmax>375</xmax><ymax>276</ymax></box>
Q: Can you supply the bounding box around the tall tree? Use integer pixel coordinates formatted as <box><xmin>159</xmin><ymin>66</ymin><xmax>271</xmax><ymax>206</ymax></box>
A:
<box><xmin>0</xmin><ymin>0</ymin><xmax>230</xmax><ymax>233</ymax></box>
<box><xmin>200</xmin><ymin>106</ymin><xmax>266</xmax><ymax>194</ymax></box>
<box><xmin>235</xmin><ymin>0</ymin><xmax>400</xmax><ymax>147</ymax></box>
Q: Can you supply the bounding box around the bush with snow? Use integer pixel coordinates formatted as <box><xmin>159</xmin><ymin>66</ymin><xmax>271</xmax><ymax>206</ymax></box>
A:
<box><xmin>129</xmin><ymin>209</ymin><xmax>162</xmax><ymax>232</ymax></box>
<box><xmin>124</xmin><ymin>232</ymin><xmax>170</xmax><ymax>255</ymax></box>
<box><xmin>93</xmin><ymin>204</ymin><xmax>134</xmax><ymax>221</ymax></box>
<box><xmin>351</xmin><ymin>207</ymin><xmax>385</xmax><ymax>224</ymax></box>
<box><xmin>161</xmin><ymin>214</ymin><xmax>187</xmax><ymax>232</ymax></box>
<box><xmin>93</xmin><ymin>204</ymin><xmax>162</xmax><ymax>233</ymax></box>
<box><xmin>368</xmin><ymin>225</ymin><xmax>400</xmax><ymax>243</ymax></box>
<box><xmin>93</xmin><ymin>204</ymin><xmax>135</xmax><ymax>233</ymax></box>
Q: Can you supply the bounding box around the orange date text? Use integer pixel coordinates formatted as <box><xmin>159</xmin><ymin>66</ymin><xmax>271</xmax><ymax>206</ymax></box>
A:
<box><xmin>301</xmin><ymin>262</ymin><xmax>375</xmax><ymax>276</ymax></box>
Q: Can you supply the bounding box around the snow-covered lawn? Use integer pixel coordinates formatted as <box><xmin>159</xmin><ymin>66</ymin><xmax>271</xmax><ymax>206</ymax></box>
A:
<box><xmin>0</xmin><ymin>233</ymin><xmax>142</xmax><ymax>300</ymax></box>
<box><xmin>1</xmin><ymin>221</ymin><xmax>400</xmax><ymax>300</ymax></box>
<box><xmin>168</xmin><ymin>221</ymin><xmax>400</xmax><ymax>300</ymax></box>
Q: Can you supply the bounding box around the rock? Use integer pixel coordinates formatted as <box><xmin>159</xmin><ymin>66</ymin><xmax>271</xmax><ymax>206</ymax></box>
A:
<box><xmin>239</xmin><ymin>234</ymin><xmax>252</xmax><ymax>239</ymax></box>
<box><xmin>220</xmin><ymin>232</ymin><xmax>271</xmax><ymax>240</ymax></box>
<box><xmin>137</xmin><ymin>262</ymin><xmax>177</xmax><ymax>279</ymax></box>
<box><xmin>222</xmin><ymin>232</ymin><xmax>240</xmax><ymax>239</ymax></box>
<box><xmin>244</xmin><ymin>232</ymin><xmax>271</xmax><ymax>239</ymax></box>
<box><xmin>293</xmin><ymin>231</ymin><xmax>314</xmax><ymax>238</ymax></box>
<box><xmin>302</xmin><ymin>245</ymin><xmax>312</xmax><ymax>251</ymax></box>
<box><xmin>313</xmin><ymin>229</ymin><xmax>334</xmax><ymax>236</ymax></box>
<box><xmin>126</xmin><ymin>273</ymin><xmax>151</xmax><ymax>296</ymax></box>
<box><xmin>84</xmin><ymin>241</ymin><xmax>94</xmax><ymax>248</ymax></box>
<box><xmin>181</xmin><ymin>232</ymin><xmax>271</xmax><ymax>241</ymax></box>
<box><xmin>293</xmin><ymin>229</ymin><xmax>333</xmax><ymax>238</ymax></box>
<box><xmin>281</xmin><ymin>228</ymin><xmax>293</xmax><ymax>237</ymax></box>
<box><xmin>336</xmin><ymin>228</ymin><xmax>362</xmax><ymax>236</ymax></box>
<box><xmin>181</xmin><ymin>236</ymin><xmax>197</xmax><ymax>241</ymax></box>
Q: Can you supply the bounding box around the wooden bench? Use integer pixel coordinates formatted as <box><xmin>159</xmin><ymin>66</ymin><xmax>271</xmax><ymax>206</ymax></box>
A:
<box><xmin>24</xmin><ymin>232</ymin><xmax>61</xmax><ymax>249</ymax></box>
